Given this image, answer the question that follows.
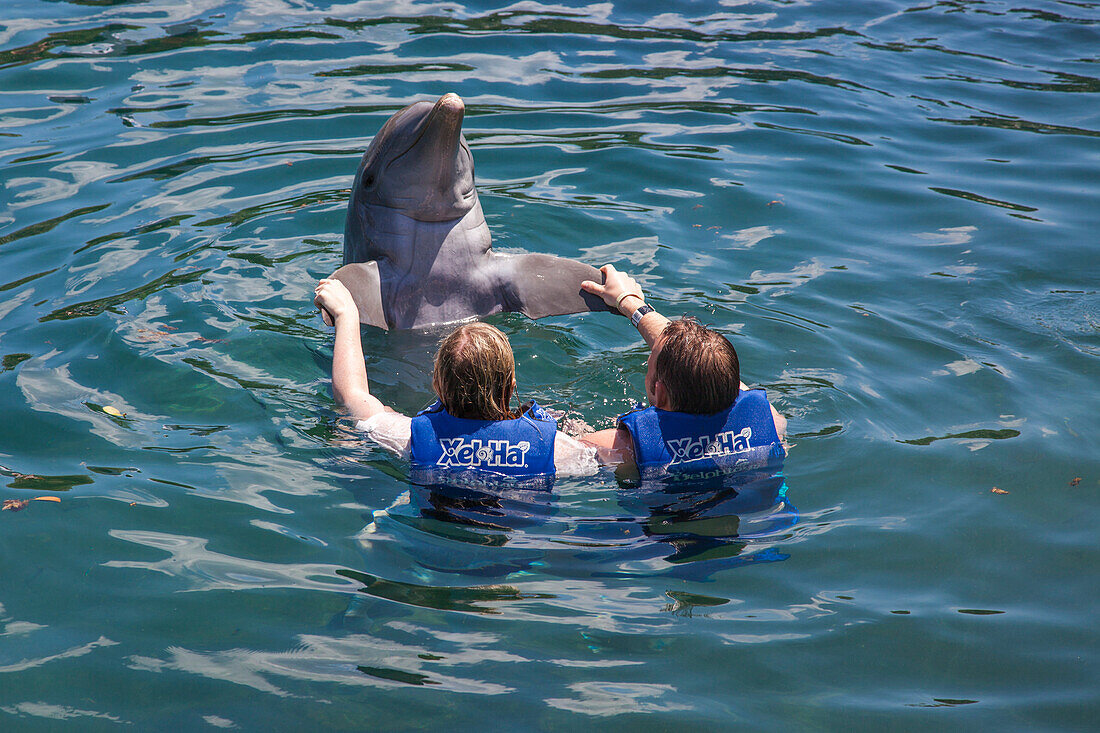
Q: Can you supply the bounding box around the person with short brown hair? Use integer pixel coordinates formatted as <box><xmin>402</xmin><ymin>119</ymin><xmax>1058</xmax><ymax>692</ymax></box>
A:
<box><xmin>579</xmin><ymin>266</ymin><xmax>786</xmax><ymax>476</ymax></box>
<box><xmin>652</xmin><ymin>317</ymin><xmax>741</xmax><ymax>414</ymax></box>
<box><xmin>314</xmin><ymin>278</ymin><xmax>597</xmax><ymax>481</ymax></box>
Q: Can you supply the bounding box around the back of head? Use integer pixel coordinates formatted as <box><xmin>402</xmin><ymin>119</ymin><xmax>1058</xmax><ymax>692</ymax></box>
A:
<box><xmin>655</xmin><ymin>318</ymin><xmax>740</xmax><ymax>414</ymax></box>
<box><xmin>433</xmin><ymin>322</ymin><xmax>516</xmax><ymax>420</ymax></box>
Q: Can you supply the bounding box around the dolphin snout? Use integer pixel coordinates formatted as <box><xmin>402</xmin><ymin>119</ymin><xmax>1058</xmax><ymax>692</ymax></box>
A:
<box><xmin>417</xmin><ymin>93</ymin><xmax>465</xmax><ymax>152</ymax></box>
<box><xmin>435</xmin><ymin>93</ymin><xmax>465</xmax><ymax>118</ymax></box>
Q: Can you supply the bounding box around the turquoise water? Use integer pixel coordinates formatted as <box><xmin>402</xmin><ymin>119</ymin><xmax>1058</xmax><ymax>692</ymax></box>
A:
<box><xmin>1</xmin><ymin>0</ymin><xmax>1097</xmax><ymax>728</ymax></box>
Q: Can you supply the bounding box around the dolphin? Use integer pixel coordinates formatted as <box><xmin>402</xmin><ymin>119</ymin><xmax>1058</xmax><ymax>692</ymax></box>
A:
<box><xmin>327</xmin><ymin>93</ymin><xmax>612</xmax><ymax>329</ymax></box>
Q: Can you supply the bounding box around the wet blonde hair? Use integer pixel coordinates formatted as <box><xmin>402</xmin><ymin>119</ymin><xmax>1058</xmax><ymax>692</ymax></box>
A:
<box><xmin>432</xmin><ymin>323</ymin><xmax>517</xmax><ymax>420</ymax></box>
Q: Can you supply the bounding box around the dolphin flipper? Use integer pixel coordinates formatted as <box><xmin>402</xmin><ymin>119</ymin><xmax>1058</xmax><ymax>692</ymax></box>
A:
<box><xmin>497</xmin><ymin>254</ymin><xmax>616</xmax><ymax>320</ymax></box>
<box><xmin>330</xmin><ymin>262</ymin><xmax>389</xmax><ymax>329</ymax></box>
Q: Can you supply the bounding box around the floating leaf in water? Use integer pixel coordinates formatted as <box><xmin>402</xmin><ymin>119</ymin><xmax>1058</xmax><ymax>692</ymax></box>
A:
<box><xmin>134</xmin><ymin>328</ymin><xmax>171</xmax><ymax>342</ymax></box>
<box><xmin>84</xmin><ymin>401</ymin><xmax>131</xmax><ymax>421</ymax></box>
<box><xmin>2</xmin><ymin>496</ymin><xmax>60</xmax><ymax>511</ymax></box>
<box><xmin>666</xmin><ymin>591</ymin><xmax>730</xmax><ymax>607</ymax></box>
<box><xmin>4</xmin><ymin>471</ymin><xmax>91</xmax><ymax>491</ymax></box>
<box><xmin>900</xmin><ymin>428</ymin><xmax>1020</xmax><ymax>446</ymax></box>
<box><xmin>1069</xmin><ymin>477</ymin><xmax>1081</xmax><ymax>486</ymax></box>
<box><xmin>1</xmin><ymin>353</ymin><xmax>32</xmax><ymax>372</ymax></box>
<box><xmin>908</xmin><ymin>698</ymin><xmax>979</xmax><ymax>708</ymax></box>
<box><xmin>357</xmin><ymin>665</ymin><xmax>439</xmax><ymax>686</ymax></box>
<box><xmin>991</xmin><ymin>487</ymin><xmax>1009</xmax><ymax>494</ymax></box>
<box><xmin>86</xmin><ymin>465</ymin><xmax>140</xmax><ymax>476</ymax></box>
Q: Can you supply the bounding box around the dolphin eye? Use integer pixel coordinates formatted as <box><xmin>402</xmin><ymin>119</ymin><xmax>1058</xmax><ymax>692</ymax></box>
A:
<box><xmin>362</xmin><ymin>174</ymin><xmax>375</xmax><ymax>189</ymax></box>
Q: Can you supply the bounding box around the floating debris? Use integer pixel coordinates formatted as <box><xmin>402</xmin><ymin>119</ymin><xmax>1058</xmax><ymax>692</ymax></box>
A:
<box><xmin>1070</xmin><ymin>477</ymin><xmax>1081</xmax><ymax>486</ymax></box>
<box><xmin>900</xmin><ymin>428</ymin><xmax>1020</xmax><ymax>446</ymax></box>
<box><xmin>908</xmin><ymin>698</ymin><xmax>979</xmax><ymax>708</ymax></box>
<box><xmin>3</xmin><ymin>496</ymin><xmax>61</xmax><ymax>512</ymax></box>
<box><xmin>103</xmin><ymin>406</ymin><xmax>124</xmax><ymax>417</ymax></box>
<box><xmin>991</xmin><ymin>487</ymin><xmax>1009</xmax><ymax>495</ymax></box>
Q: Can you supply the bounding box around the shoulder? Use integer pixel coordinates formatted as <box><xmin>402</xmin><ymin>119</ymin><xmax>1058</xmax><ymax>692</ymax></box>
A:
<box><xmin>413</xmin><ymin>400</ymin><xmax>445</xmax><ymax>419</ymax></box>
<box><xmin>616</xmin><ymin>404</ymin><xmax>654</xmax><ymax>431</ymax></box>
<box><xmin>736</xmin><ymin>388</ymin><xmax>786</xmax><ymax>440</ymax></box>
<box><xmin>522</xmin><ymin>400</ymin><xmax>558</xmax><ymax>426</ymax></box>
<box><xmin>736</xmin><ymin>387</ymin><xmax>770</xmax><ymax>404</ymax></box>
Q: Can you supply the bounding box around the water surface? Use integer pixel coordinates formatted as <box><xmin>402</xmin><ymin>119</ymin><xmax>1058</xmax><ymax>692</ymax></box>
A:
<box><xmin>1</xmin><ymin>0</ymin><xmax>1097</xmax><ymax>729</ymax></box>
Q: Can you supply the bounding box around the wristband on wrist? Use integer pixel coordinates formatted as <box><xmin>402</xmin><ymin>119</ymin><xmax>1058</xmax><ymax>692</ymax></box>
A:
<box><xmin>630</xmin><ymin>303</ymin><xmax>655</xmax><ymax>328</ymax></box>
<box><xmin>615</xmin><ymin>291</ymin><xmax>644</xmax><ymax>310</ymax></box>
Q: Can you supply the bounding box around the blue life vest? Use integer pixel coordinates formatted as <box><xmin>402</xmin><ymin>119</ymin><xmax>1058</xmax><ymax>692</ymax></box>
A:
<box><xmin>410</xmin><ymin>401</ymin><xmax>557</xmax><ymax>489</ymax></box>
<box><xmin>617</xmin><ymin>388</ymin><xmax>786</xmax><ymax>482</ymax></box>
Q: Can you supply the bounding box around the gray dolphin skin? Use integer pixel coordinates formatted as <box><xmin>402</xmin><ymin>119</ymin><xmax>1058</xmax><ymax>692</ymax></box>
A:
<box><xmin>329</xmin><ymin>93</ymin><xmax>612</xmax><ymax>329</ymax></box>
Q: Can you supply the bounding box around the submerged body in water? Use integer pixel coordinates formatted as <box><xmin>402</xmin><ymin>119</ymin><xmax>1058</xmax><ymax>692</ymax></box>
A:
<box><xmin>354</xmin><ymin>455</ymin><xmax>797</xmax><ymax>582</ymax></box>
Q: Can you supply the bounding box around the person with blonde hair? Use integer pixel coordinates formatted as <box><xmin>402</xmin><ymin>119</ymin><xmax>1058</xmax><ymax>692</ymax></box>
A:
<box><xmin>313</xmin><ymin>278</ymin><xmax>597</xmax><ymax>481</ymax></box>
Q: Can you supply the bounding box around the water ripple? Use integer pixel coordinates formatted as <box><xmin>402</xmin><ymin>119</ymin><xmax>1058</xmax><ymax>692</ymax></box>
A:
<box><xmin>2</xmin><ymin>0</ymin><xmax>1098</xmax><ymax>726</ymax></box>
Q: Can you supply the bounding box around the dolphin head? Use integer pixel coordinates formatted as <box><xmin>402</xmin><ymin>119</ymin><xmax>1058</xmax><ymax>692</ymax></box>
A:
<box><xmin>350</xmin><ymin>93</ymin><xmax>476</xmax><ymax>225</ymax></box>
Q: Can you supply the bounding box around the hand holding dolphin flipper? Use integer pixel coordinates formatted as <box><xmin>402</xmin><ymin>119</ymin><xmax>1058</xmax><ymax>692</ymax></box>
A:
<box><xmin>329</xmin><ymin>262</ymin><xmax>387</xmax><ymax>329</ymax></box>
<box><xmin>330</xmin><ymin>93</ymin><xmax>614</xmax><ymax>329</ymax></box>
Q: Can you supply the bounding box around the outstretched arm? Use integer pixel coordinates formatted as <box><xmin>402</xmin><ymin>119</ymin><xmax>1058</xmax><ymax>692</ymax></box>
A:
<box><xmin>577</xmin><ymin>265</ymin><xmax>671</xmax><ymax>466</ymax></box>
<box><xmin>579</xmin><ymin>265</ymin><xmax>787</xmax><ymax>449</ymax></box>
<box><xmin>314</xmin><ymin>278</ymin><xmax>391</xmax><ymax>422</ymax></box>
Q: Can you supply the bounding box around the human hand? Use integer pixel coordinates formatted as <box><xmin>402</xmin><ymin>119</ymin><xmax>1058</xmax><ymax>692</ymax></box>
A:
<box><xmin>581</xmin><ymin>265</ymin><xmax>644</xmax><ymax>313</ymax></box>
<box><xmin>314</xmin><ymin>278</ymin><xmax>359</xmax><ymax>324</ymax></box>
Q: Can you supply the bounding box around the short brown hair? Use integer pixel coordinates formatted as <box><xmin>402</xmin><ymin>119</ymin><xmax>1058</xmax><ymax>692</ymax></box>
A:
<box><xmin>432</xmin><ymin>323</ymin><xmax>516</xmax><ymax>420</ymax></box>
<box><xmin>654</xmin><ymin>318</ymin><xmax>740</xmax><ymax>414</ymax></box>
